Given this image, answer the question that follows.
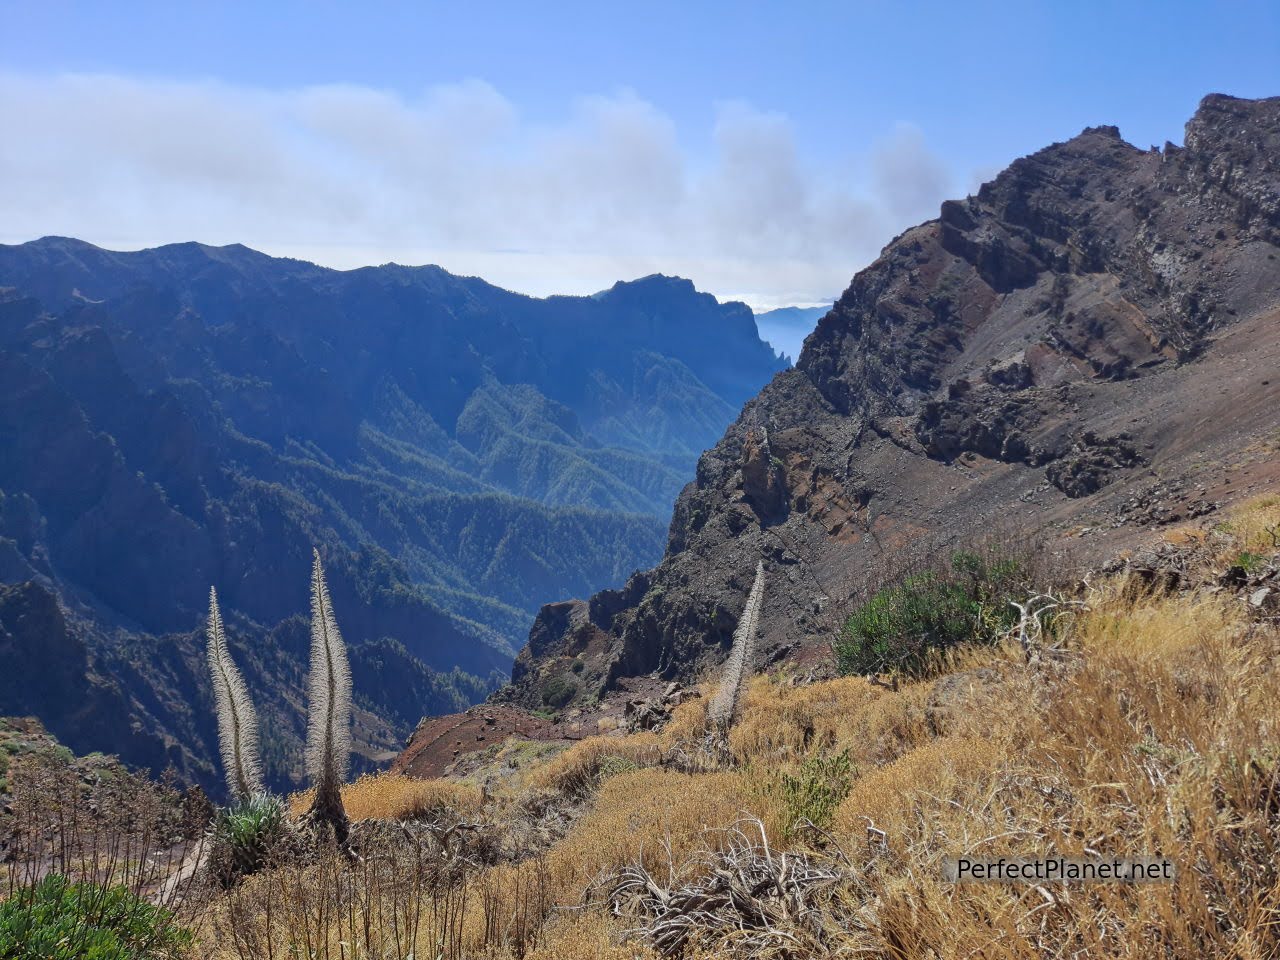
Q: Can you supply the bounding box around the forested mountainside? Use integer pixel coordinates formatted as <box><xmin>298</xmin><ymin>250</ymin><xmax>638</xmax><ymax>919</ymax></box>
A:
<box><xmin>506</xmin><ymin>93</ymin><xmax>1280</xmax><ymax>709</ymax></box>
<box><xmin>0</xmin><ymin>240</ymin><xmax>784</xmax><ymax>792</ymax></box>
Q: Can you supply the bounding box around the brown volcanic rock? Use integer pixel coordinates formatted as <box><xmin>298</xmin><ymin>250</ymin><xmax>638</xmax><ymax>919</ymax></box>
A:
<box><xmin>502</xmin><ymin>94</ymin><xmax>1280</xmax><ymax>707</ymax></box>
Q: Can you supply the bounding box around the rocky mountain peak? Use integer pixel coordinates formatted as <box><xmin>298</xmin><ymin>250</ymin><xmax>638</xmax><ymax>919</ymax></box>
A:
<box><xmin>504</xmin><ymin>94</ymin><xmax>1280</xmax><ymax>713</ymax></box>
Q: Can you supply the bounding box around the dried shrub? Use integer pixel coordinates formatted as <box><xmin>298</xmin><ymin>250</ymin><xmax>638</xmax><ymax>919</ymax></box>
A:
<box><xmin>468</xmin><ymin>856</ymin><xmax>554</xmax><ymax>957</ymax></box>
<box><xmin>596</xmin><ymin>818</ymin><xmax>852</xmax><ymax>959</ymax></box>
<box><xmin>2</xmin><ymin>753</ymin><xmax>205</xmax><ymax>919</ymax></box>
<box><xmin>210</xmin><ymin>832</ymin><xmax>465</xmax><ymax>960</ymax></box>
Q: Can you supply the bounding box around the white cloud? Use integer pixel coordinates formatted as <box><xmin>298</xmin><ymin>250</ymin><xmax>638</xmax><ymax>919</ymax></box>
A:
<box><xmin>0</xmin><ymin>73</ymin><xmax>958</xmax><ymax>306</ymax></box>
<box><xmin>871</xmin><ymin>123</ymin><xmax>955</xmax><ymax>224</ymax></box>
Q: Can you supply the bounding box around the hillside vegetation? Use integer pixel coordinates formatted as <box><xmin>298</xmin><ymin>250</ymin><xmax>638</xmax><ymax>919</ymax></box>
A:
<box><xmin>3</xmin><ymin>497</ymin><xmax>1275</xmax><ymax>958</ymax></box>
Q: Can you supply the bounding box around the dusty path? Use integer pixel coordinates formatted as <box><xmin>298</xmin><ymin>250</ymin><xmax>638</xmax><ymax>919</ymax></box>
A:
<box><xmin>392</xmin><ymin>705</ymin><xmax>581</xmax><ymax>779</ymax></box>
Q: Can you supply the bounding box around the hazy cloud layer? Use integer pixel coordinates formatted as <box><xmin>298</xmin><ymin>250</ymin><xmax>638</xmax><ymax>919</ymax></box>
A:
<box><xmin>0</xmin><ymin>73</ymin><xmax>957</xmax><ymax>307</ymax></box>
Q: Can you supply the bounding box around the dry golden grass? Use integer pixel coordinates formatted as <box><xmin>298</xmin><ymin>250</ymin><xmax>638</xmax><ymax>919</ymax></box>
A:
<box><xmin>1213</xmin><ymin>493</ymin><xmax>1280</xmax><ymax>556</ymax></box>
<box><xmin>546</xmin><ymin>768</ymin><xmax>776</xmax><ymax>900</ymax></box>
<box><xmin>728</xmin><ymin>674</ymin><xmax>873</xmax><ymax>761</ymax></box>
<box><xmin>654</xmin><ymin>686</ymin><xmax>712</xmax><ymax>748</ymax></box>
<box><xmin>1165</xmin><ymin>495</ymin><xmax>1279</xmax><ymax>572</ymax></box>
<box><xmin>524</xmin><ymin>731</ymin><xmax>663</xmax><ymax>799</ymax></box>
<box><xmin>817</xmin><ymin>583</ymin><xmax>1280</xmax><ymax>958</ymax></box>
<box><xmin>728</xmin><ymin>672</ymin><xmax>941</xmax><ymax>771</ymax></box>
<box><xmin>834</xmin><ymin>735</ymin><xmax>1005</xmax><ymax>838</ymax></box>
<box><xmin>512</xmin><ymin>525</ymin><xmax>1278</xmax><ymax>956</ymax></box>
<box><xmin>287</xmin><ymin>771</ymin><xmax>483</xmax><ymax>821</ymax></box>
<box><xmin>526</xmin><ymin>912</ymin><xmax>659</xmax><ymax>960</ymax></box>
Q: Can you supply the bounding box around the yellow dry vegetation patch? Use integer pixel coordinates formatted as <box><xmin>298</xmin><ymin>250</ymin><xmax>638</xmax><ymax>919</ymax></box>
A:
<box><xmin>728</xmin><ymin>674</ymin><xmax>876</xmax><ymax>762</ymax></box>
<box><xmin>1161</xmin><ymin>524</ymin><xmax>1208</xmax><ymax>547</ymax></box>
<box><xmin>547</xmin><ymin>768</ymin><xmax>776</xmax><ymax>900</ymax></box>
<box><xmin>834</xmin><ymin>735</ymin><xmax>1005</xmax><ymax>838</ymax></box>
<box><xmin>511</xmin><ymin>562</ymin><xmax>1277</xmax><ymax>956</ymax></box>
<box><xmin>729</xmin><ymin>672</ymin><xmax>941</xmax><ymax>770</ymax></box>
<box><xmin>819</xmin><ymin>585</ymin><xmax>1280</xmax><ymax>958</ymax></box>
<box><xmin>288</xmin><ymin>771</ymin><xmax>483</xmax><ymax>821</ymax></box>
<box><xmin>654</xmin><ymin>685</ymin><xmax>711</xmax><ymax>747</ymax></box>
<box><xmin>1212</xmin><ymin>493</ymin><xmax>1280</xmax><ymax>560</ymax></box>
<box><xmin>526</xmin><ymin>912</ymin><xmax>659</xmax><ymax>960</ymax></box>
<box><xmin>524</xmin><ymin>732</ymin><xmax>663</xmax><ymax>798</ymax></box>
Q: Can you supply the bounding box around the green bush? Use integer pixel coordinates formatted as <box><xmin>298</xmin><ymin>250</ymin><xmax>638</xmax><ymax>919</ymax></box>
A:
<box><xmin>834</xmin><ymin>549</ymin><xmax>1026</xmax><ymax>676</ymax></box>
<box><xmin>541</xmin><ymin>675</ymin><xmax>578</xmax><ymax>709</ymax></box>
<box><xmin>207</xmin><ymin>792</ymin><xmax>289</xmax><ymax>886</ymax></box>
<box><xmin>778</xmin><ymin>748</ymin><xmax>854</xmax><ymax>836</ymax></box>
<box><xmin>0</xmin><ymin>874</ymin><xmax>192</xmax><ymax>959</ymax></box>
<box><xmin>595</xmin><ymin>754</ymin><xmax>639</xmax><ymax>783</ymax></box>
<box><xmin>1233</xmin><ymin>550</ymin><xmax>1268</xmax><ymax>574</ymax></box>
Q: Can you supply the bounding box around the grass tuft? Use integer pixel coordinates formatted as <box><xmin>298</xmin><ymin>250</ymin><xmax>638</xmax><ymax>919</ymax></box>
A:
<box><xmin>288</xmin><ymin>771</ymin><xmax>483</xmax><ymax>822</ymax></box>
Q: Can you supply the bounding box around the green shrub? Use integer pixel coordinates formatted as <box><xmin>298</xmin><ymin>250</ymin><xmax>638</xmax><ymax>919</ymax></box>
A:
<box><xmin>0</xmin><ymin>874</ymin><xmax>192</xmax><ymax>959</ymax></box>
<box><xmin>595</xmin><ymin>754</ymin><xmax>639</xmax><ymax>783</ymax></box>
<box><xmin>834</xmin><ymin>549</ymin><xmax>1027</xmax><ymax>676</ymax></box>
<box><xmin>1233</xmin><ymin>550</ymin><xmax>1268</xmax><ymax>574</ymax></box>
<box><xmin>778</xmin><ymin>748</ymin><xmax>854</xmax><ymax>836</ymax></box>
<box><xmin>207</xmin><ymin>792</ymin><xmax>289</xmax><ymax>886</ymax></box>
<box><xmin>541</xmin><ymin>675</ymin><xmax>578</xmax><ymax>709</ymax></box>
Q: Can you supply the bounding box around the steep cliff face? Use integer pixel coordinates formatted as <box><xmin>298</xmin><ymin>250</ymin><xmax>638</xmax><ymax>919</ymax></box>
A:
<box><xmin>507</xmin><ymin>94</ymin><xmax>1280</xmax><ymax>708</ymax></box>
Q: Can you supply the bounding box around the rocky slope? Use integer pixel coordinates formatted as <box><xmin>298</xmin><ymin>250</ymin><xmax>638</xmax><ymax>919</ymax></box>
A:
<box><xmin>0</xmin><ymin>243</ymin><xmax>784</xmax><ymax>791</ymax></box>
<box><xmin>504</xmin><ymin>93</ymin><xmax>1280</xmax><ymax>710</ymax></box>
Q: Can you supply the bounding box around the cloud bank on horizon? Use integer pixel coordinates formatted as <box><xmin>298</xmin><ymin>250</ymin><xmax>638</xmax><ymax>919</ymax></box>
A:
<box><xmin>0</xmin><ymin>72</ymin><xmax>958</xmax><ymax>309</ymax></box>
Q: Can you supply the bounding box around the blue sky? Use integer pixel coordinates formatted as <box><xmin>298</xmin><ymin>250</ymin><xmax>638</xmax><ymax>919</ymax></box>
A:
<box><xmin>2</xmin><ymin>1</ymin><xmax>1277</xmax><ymax>308</ymax></box>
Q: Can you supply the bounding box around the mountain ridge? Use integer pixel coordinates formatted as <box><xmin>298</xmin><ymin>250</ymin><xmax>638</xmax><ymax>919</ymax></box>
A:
<box><xmin>501</xmin><ymin>92</ymin><xmax>1280</xmax><ymax>711</ymax></box>
<box><xmin>0</xmin><ymin>241</ymin><xmax>785</xmax><ymax>792</ymax></box>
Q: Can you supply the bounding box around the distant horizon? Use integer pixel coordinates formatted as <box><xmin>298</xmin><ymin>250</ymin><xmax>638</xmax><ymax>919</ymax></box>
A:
<box><xmin>3</xmin><ymin>2</ymin><xmax>1277</xmax><ymax>307</ymax></box>
<box><xmin>2</xmin><ymin>233</ymin><xmax>841</xmax><ymax>315</ymax></box>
